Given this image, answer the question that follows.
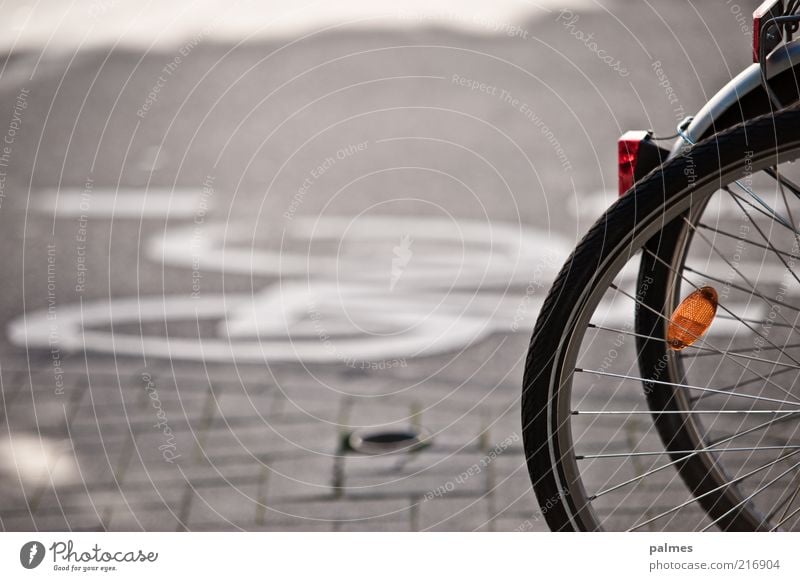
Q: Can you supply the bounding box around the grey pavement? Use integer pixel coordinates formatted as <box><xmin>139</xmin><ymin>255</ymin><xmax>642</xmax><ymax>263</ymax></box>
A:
<box><xmin>0</xmin><ymin>1</ymin><xmax>761</xmax><ymax>531</ymax></box>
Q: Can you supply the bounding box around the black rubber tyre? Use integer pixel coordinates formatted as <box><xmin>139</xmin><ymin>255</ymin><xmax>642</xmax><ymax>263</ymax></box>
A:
<box><xmin>522</xmin><ymin>105</ymin><xmax>800</xmax><ymax>531</ymax></box>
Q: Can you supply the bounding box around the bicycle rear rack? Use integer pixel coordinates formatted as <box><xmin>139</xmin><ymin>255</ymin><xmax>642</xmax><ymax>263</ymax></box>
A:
<box><xmin>756</xmin><ymin>1</ymin><xmax>800</xmax><ymax>107</ymax></box>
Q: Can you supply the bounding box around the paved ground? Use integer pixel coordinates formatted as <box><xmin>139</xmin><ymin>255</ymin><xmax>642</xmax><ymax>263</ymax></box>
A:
<box><xmin>0</xmin><ymin>1</ymin><xmax>762</xmax><ymax>531</ymax></box>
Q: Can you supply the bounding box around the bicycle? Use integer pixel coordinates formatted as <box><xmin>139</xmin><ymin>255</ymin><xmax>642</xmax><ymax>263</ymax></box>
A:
<box><xmin>523</xmin><ymin>0</ymin><xmax>800</xmax><ymax>531</ymax></box>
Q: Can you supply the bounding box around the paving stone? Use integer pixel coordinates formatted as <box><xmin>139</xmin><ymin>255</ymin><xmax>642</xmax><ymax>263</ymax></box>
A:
<box><xmin>0</xmin><ymin>3</ymin><xmax>753</xmax><ymax>533</ymax></box>
<box><xmin>5</xmin><ymin>394</ymin><xmax>71</xmax><ymax>438</ymax></box>
<box><xmin>264</xmin><ymin>455</ymin><xmax>336</xmax><ymax>501</ymax></box>
<box><xmin>414</xmin><ymin>407</ymin><xmax>488</xmax><ymax>453</ymax></box>
<box><xmin>210</xmin><ymin>387</ymin><xmax>275</xmax><ymax>423</ymax></box>
<box><xmin>490</xmin><ymin>456</ymin><xmax>535</xmax><ymax>515</ymax></box>
<box><xmin>199</xmin><ymin>420</ymin><xmax>340</xmax><ymax>457</ymax></box>
<box><xmin>35</xmin><ymin>483</ymin><xmax>185</xmax><ymax>520</ymax></box>
<box><xmin>418</xmin><ymin>496</ymin><xmax>492</xmax><ymax>531</ymax></box>
<box><xmin>343</xmin><ymin>451</ymin><xmax>489</xmax><ymax>500</ymax></box>
<box><xmin>177</xmin><ymin>456</ymin><xmax>264</xmax><ymax>487</ymax></box>
<box><xmin>487</xmin><ymin>514</ymin><xmax>550</xmax><ymax>532</ymax></box>
<box><xmin>104</xmin><ymin>502</ymin><xmax>185</xmax><ymax>531</ymax></box>
<box><xmin>266</xmin><ymin>388</ymin><xmax>345</xmax><ymax>425</ymax></box>
<box><xmin>337</xmin><ymin>515</ymin><xmax>412</xmax><ymax>531</ymax></box>
<box><xmin>345</xmin><ymin>397</ymin><xmax>420</xmax><ymax>430</ymax></box>
<box><xmin>183</xmin><ymin>481</ymin><xmax>261</xmax><ymax>530</ymax></box>
<box><xmin>245</xmin><ymin>519</ymin><xmax>336</xmax><ymax>532</ymax></box>
<box><xmin>265</xmin><ymin>498</ymin><xmax>413</xmax><ymax>528</ymax></box>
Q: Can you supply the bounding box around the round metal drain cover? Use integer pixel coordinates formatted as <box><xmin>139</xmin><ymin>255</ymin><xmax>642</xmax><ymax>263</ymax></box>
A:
<box><xmin>347</xmin><ymin>427</ymin><xmax>429</xmax><ymax>455</ymax></box>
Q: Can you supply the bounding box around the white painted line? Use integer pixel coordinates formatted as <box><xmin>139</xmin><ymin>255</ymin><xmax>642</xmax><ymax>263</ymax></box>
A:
<box><xmin>0</xmin><ymin>435</ymin><xmax>78</xmax><ymax>487</ymax></box>
<box><xmin>151</xmin><ymin>216</ymin><xmax>571</xmax><ymax>286</ymax></box>
<box><xmin>34</xmin><ymin>188</ymin><xmax>210</xmax><ymax>219</ymax></box>
<box><xmin>567</xmin><ymin>189</ymin><xmax>617</xmax><ymax>220</ymax></box>
<box><xmin>1</xmin><ymin>0</ymin><xmax>597</xmax><ymax>52</ymax></box>
<box><xmin>7</xmin><ymin>287</ymin><xmax>538</xmax><ymax>363</ymax></box>
<box><xmin>10</xmin><ymin>216</ymin><xmax>570</xmax><ymax>363</ymax></box>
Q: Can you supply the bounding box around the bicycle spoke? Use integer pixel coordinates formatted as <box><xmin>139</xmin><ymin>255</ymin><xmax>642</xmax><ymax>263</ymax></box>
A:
<box><xmin>697</xmin><ymin>221</ymin><xmax>800</xmax><ymax>262</ymax></box>
<box><xmin>774</xmin><ymin>165</ymin><xmax>800</xmax><ymax>254</ymax></box>
<box><xmin>726</xmin><ymin>186</ymin><xmax>799</xmax><ymax>234</ymax></box>
<box><xmin>690</xmin><ymin>365</ymin><xmax>798</xmax><ymax>403</ymax></box>
<box><xmin>578</xmin><ymin>445</ymin><xmax>800</xmax><ymax>460</ymax></box>
<box><xmin>575</xmin><ymin>410</ymin><xmax>792</xmax><ymax>415</ymax></box>
<box><xmin>635</xmin><ymin>244</ymin><xmax>800</xmax><ymax>403</ymax></box>
<box><xmin>770</xmin><ymin>492</ymin><xmax>800</xmax><ymax>530</ymax></box>
<box><xmin>699</xmin><ymin>455</ymin><xmax>800</xmax><ymax>531</ymax></box>
<box><xmin>764</xmin><ymin>470</ymin><xmax>800</xmax><ymax>522</ymax></box>
<box><xmin>765</xmin><ymin>166</ymin><xmax>800</xmax><ymax>202</ymax></box>
<box><xmin>591</xmin><ymin>321</ymin><xmax>800</xmax><ymax>375</ymax></box>
<box><xmin>681</xmin><ymin>220</ymin><xmax>800</xmax><ymax>341</ymax></box>
<box><xmin>576</xmin><ymin>368</ymin><xmax>800</xmax><ymax>408</ymax></box>
<box><xmin>727</xmin><ymin>191</ymin><xmax>800</xmax><ymax>289</ymax></box>
<box><xmin>716</xmin><ymin>313</ymin><xmax>797</xmax><ymax>329</ymax></box>
<box><xmin>689</xmin><ymin>341</ymin><xmax>800</xmax><ymax>359</ymax></box>
<box><xmin>589</xmin><ymin>412</ymin><xmax>798</xmax><ymax>500</ymax></box>
<box><xmin>609</xmin><ymin>279</ymin><xmax>800</xmax><ymax>404</ymax></box>
<box><xmin>682</xmin><ymin>265</ymin><xmax>800</xmax><ymax>316</ymax></box>
<box><xmin>527</xmin><ymin>131</ymin><xmax>800</xmax><ymax>530</ymax></box>
<box><xmin>628</xmin><ymin>449</ymin><xmax>800</xmax><ymax>531</ymax></box>
<box><xmin>591</xmin><ymin>412</ymin><xmax>800</xmax><ymax>500</ymax></box>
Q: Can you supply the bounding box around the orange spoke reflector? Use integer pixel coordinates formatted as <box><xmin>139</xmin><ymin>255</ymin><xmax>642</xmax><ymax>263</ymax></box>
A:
<box><xmin>667</xmin><ymin>286</ymin><xmax>718</xmax><ymax>350</ymax></box>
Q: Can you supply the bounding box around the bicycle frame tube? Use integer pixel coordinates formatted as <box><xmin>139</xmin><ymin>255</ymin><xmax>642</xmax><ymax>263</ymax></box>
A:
<box><xmin>669</xmin><ymin>38</ymin><xmax>800</xmax><ymax>158</ymax></box>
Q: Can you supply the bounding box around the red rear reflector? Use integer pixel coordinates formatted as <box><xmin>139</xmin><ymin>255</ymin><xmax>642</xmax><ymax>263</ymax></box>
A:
<box><xmin>618</xmin><ymin>130</ymin><xmax>669</xmax><ymax>196</ymax></box>
<box><xmin>753</xmin><ymin>0</ymin><xmax>783</xmax><ymax>62</ymax></box>
<box><xmin>618</xmin><ymin>131</ymin><xmax>645</xmax><ymax>196</ymax></box>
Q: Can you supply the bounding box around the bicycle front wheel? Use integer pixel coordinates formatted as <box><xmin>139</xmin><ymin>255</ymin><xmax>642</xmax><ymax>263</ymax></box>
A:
<box><xmin>523</xmin><ymin>106</ymin><xmax>800</xmax><ymax>531</ymax></box>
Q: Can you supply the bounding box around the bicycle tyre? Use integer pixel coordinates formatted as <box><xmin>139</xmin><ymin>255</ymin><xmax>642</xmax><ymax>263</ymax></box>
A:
<box><xmin>522</xmin><ymin>105</ymin><xmax>800</xmax><ymax>531</ymax></box>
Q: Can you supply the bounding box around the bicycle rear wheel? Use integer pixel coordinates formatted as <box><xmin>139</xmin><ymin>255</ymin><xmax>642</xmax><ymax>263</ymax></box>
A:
<box><xmin>523</xmin><ymin>106</ymin><xmax>800</xmax><ymax>531</ymax></box>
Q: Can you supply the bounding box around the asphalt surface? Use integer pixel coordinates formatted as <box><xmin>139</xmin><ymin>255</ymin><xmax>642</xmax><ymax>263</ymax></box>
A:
<box><xmin>0</xmin><ymin>1</ymin><xmax>765</xmax><ymax>531</ymax></box>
